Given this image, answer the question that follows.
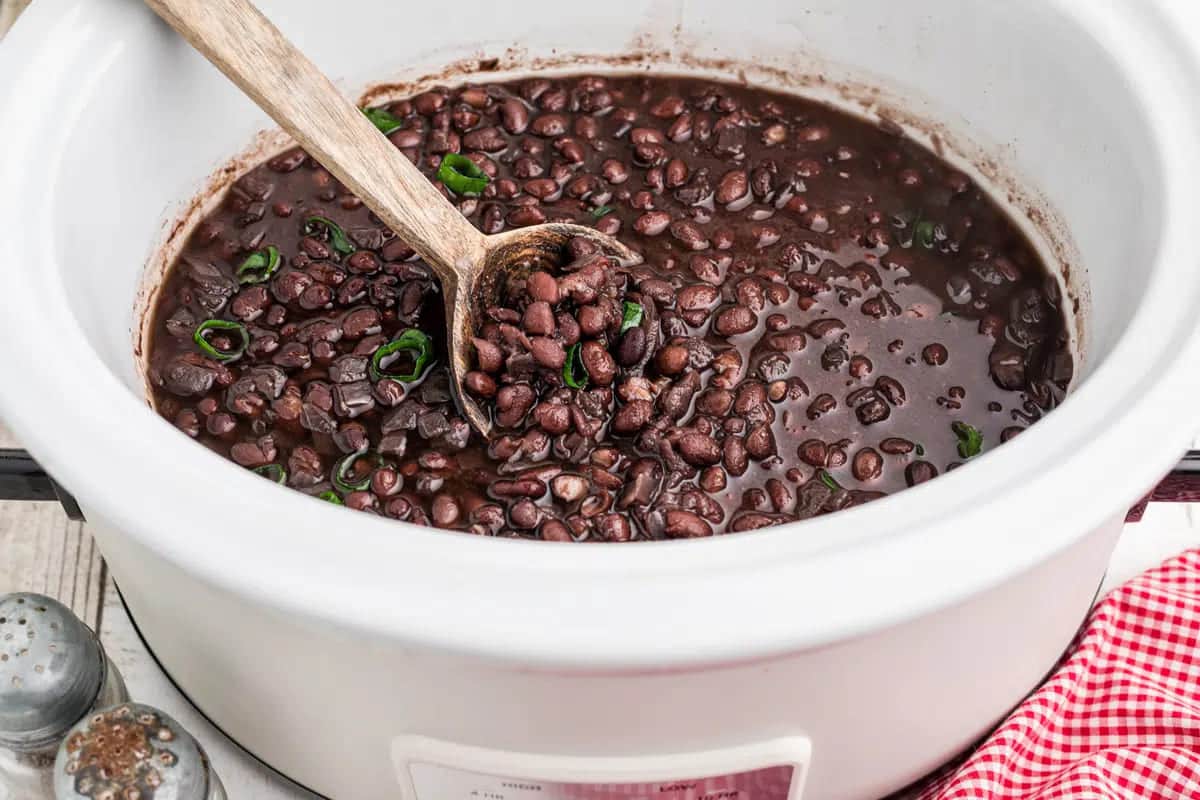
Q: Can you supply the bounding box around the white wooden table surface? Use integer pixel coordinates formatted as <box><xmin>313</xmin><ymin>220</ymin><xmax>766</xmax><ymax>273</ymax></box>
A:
<box><xmin>1</xmin><ymin>423</ymin><xmax>322</xmax><ymax>799</ymax></box>
<box><xmin>1</xmin><ymin>3</ymin><xmax>1198</xmax><ymax>797</ymax></box>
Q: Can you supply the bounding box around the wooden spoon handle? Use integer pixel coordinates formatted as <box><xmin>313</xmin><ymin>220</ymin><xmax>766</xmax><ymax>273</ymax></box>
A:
<box><xmin>144</xmin><ymin>0</ymin><xmax>485</xmax><ymax>288</ymax></box>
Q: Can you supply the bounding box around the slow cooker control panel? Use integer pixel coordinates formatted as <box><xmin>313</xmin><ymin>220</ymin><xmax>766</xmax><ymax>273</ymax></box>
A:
<box><xmin>393</xmin><ymin>736</ymin><xmax>810</xmax><ymax>800</ymax></box>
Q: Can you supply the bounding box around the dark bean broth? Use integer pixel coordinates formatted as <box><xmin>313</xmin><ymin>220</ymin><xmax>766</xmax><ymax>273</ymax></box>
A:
<box><xmin>147</xmin><ymin>74</ymin><xmax>1071</xmax><ymax>540</ymax></box>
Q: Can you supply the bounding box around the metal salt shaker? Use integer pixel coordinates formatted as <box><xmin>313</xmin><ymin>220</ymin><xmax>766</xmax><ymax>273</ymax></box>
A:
<box><xmin>0</xmin><ymin>593</ymin><xmax>128</xmax><ymax>800</ymax></box>
<box><xmin>54</xmin><ymin>703</ymin><xmax>226</xmax><ymax>800</ymax></box>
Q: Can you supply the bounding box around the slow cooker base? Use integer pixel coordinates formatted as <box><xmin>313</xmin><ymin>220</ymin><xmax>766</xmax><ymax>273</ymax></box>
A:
<box><xmin>112</xmin><ymin>553</ymin><xmax>1114</xmax><ymax>800</ymax></box>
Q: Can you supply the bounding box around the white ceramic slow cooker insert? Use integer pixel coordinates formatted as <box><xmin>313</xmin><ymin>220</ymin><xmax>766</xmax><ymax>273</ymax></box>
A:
<box><xmin>2</xmin><ymin>1</ymin><xmax>1200</xmax><ymax>798</ymax></box>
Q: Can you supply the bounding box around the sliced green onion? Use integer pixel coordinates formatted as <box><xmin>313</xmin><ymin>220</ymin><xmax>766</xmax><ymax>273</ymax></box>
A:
<box><xmin>818</xmin><ymin>470</ymin><xmax>843</xmax><ymax>492</ymax></box>
<box><xmin>436</xmin><ymin>153</ymin><xmax>490</xmax><ymax>196</ymax></box>
<box><xmin>193</xmin><ymin>319</ymin><xmax>249</xmax><ymax>362</ymax></box>
<box><xmin>370</xmin><ymin>329</ymin><xmax>434</xmax><ymax>383</ymax></box>
<box><xmin>619</xmin><ymin>301</ymin><xmax>644</xmax><ymax>335</ymax></box>
<box><xmin>333</xmin><ymin>449</ymin><xmax>372</xmax><ymax>493</ymax></box>
<box><xmin>952</xmin><ymin>422</ymin><xmax>984</xmax><ymax>459</ymax></box>
<box><xmin>236</xmin><ymin>245</ymin><xmax>281</xmax><ymax>285</ymax></box>
<box><xmin>252</xmin><ymin>464</ymin><xmax>287</xmax><ymax>484</ymax></box>
<box><xmin>303</xmin><ymin>216</ymin><xmax>355</xmax><ymax>256</ymax></box>
<box><xmin>915</xmin><ymin>443</ymin><xmax>926</xmax><ymax>457</ymax></box>
<box><xmin>914</xmin><ymin>220</ymin><xmax>936</xmax><ymax>249</ymax></box>
<box><xmin>563</xmin><ymin>342</ymin><xmax>588</xmax><ymax>389</ymax></box>
<box><xmin>362</xmin><ymin>106</ymin><xmax>404</xmax><ymax>135</ymax></box>
<box><xmin>318</xmin><ymin>490</ymin><xmax>344</xmax><ymax>505</ymax></box>
<box><xmin>591</xmin><ymin>205</ymin><xmax>615</xmax><ymax>219</ymax></box>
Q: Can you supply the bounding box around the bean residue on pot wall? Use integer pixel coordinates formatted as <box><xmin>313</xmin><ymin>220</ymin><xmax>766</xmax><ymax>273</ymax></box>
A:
<box><xmin>146</xmin><ymin>74</ymin><xmax>1072</xmax><ymax>541</ymax></box>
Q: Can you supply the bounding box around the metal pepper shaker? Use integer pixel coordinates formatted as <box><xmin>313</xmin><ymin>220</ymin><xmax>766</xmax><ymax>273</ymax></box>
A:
<box><xmin>0</xmin><ymin>593</ymin><xmax>127</xmax><ymax>800</ymax></box>
<box><xmin>54</xmin><ymin>703</ymin><xmax>226</xmax><ymax>800</ymax></box>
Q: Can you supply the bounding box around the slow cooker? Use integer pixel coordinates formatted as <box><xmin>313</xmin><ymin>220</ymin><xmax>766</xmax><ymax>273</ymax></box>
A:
<box><xmin>2</xmin><ymin>1</ymin><xmax>1200</xmax><ymax>798</ymax></box>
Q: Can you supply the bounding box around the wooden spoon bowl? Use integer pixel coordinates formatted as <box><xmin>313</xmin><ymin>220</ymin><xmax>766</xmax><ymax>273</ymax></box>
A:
<box><xmin>442</xmin><ymin>223</ymin><xmax>639</xmax><ymax>436</ymax></box>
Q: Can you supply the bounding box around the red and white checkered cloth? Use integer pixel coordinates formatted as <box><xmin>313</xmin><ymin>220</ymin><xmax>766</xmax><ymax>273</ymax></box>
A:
<box><xmin>918</xmin><ymin>549</ymin><xmax>1200</xmax><ymax>800</ymax></box>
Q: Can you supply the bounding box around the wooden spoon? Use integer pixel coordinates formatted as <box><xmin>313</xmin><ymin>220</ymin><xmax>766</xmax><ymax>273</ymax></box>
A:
<box><xmin>144</xmin><ymin>0</ymin><xmax>639</xmax><ymax>438</ymax></box>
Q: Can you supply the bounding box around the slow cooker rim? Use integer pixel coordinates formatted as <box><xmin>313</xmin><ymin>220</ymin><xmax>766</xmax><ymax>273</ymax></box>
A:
<box><xmin>1</xmin><ymin>0</ymin><xmax>1199</xmax><ymax>667</ymax></box>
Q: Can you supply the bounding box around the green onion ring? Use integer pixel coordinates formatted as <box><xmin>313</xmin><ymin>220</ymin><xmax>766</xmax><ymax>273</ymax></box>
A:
<box><xmin>362</xmin><ymin>106</ymin><xmax>404</xmax><ymax>135</ymax></box>
<box><xmin>193</xmin><ymin>319</ymin><xmax>249</xmax><ymax>363</ymax></box>
<box><xmin>563</xmin><ymin>342</ymin><xmax>588</xmax><ymax>389</ymax></box>
<box><xmin>303</xmin><ymin>215</ymin><xmax>355</xmax><ymax>256</ymax></box>
<box><xmin>370</xmin><ymin>329</ymin><xmax>434</xmax><ymax>384</ymax></box>
<box><xmin>619</xmin><ymin>301</ymin><xmax>644</xmax><ymax>335</ymax></box>
<box><xmin>332</xmin><ymin>448</ymin><xmax>372</xmax><ymax>493</ymax></box>
<box><xmin>236</xmin><ymin>245</ymin><xmax>281</xmax><ymax>285</ymax></box>
<box><xmin>818</xmin><ymin>470</ymin><xmax>843</xmax><ymax>492</ymax></box>
<box><xmin>252</xmin><ymin>464</ymin><xmax>287</xmax><ymax>484</ymax></box>
<box><xmin>436</xmin><ymin>153</ymin><xmax>490</xmax><ymax>196</ymax></box>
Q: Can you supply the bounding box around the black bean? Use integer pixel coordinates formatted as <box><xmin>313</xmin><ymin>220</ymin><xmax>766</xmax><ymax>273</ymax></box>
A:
<box><xmin>879</xmin><ymin>437</ymin><xmax>914</xmax><ymax>455</ymax></box>
<box><xmin>509</xmin><ymin>499</ymin><xmax>542</xmax><ymax>529</ymax></box>
<box><xmin>852</xmin><ymin>448</ymin><xmax>883</xmax><ymax>481</ymax></box>
<box><xmin>745</xmin><ymin>424</ymin><xmax>776</xmax><ymax>460</ymax></box>
<box><xmin>855</xmin><ymin>396</ymin><xmax>890</xmax><ymax>426</ymax></box>
<box><xmin>658</xmin><ymin>372</ymin><xmax>701</xmax><ymax>420</ymax></box>
<box><xmin>496</xmin><ymin>384</ymin><xmax>536</xmax><ymax>428</ymax></box>
<box><xmin>807</xmin><ymin>393</ymin><xmax>837</xmax><ymax>420</ymax></box>
<box><xmin>612</xmin><ymin>400</ymin><xmax>654</xmax><ymax>433</ymax></box>
<box><xmin>664</xmin><ymin>509</ymin><xmax>713</xmax><ymax>539</ymax></box>
<box><xmin>716</xmin><ymin>169</ymin><xmax>749</xmax><ymax>205</ymax></box>
<box><xmin>616</xmin><ymin>327</ymin><xmax>648</xmax><ymax>366</ymax></box>
<box><xmin>922</xmin><ymin>343</ymin><xmax>949</xmax><ymax>366</ymax></box>
<box><xmin>473</xmin><ymin>338</ymin><xmax>504</xmax><ymax>373</ymax></box>
<box><xmin>530</xmin><ymin>337</ymin><xmax>567</xmax><ymax>369</ymax></box>
<box><xmin>990</xmin><ymin>343</ymin><xmax>1027</xmax><ymax>390</ymax></box>
<box><xmin>333</xmin><ymin>381</ymin><xmax>375</xmax><ymax>418</ymax></box>
<box><xmin>723</xmin><ymin>436</ymin><xmax>749</xmax><ymax>476</ymax></box>
<box><xmin>905</xmin><ymin>461</ymin><xmax>939</xmax><ymax>486</ymax></box>
<box><xmin>656</xmin><ymin>344</ymin><xmax>690</xmax><ymax>375</ymax></box>
<box><xmin>875</xmin><ymin>376</ymin><xmax>906</xmax><ymax>406</ymax></box>
<box><xmin>713</xmin><ymin>305</ymin><xmax>757</xmax><ymax>335</ymax></box>
<box><xmin>550</xmin><ymin>474</ymin><xmax>588</xmax><ymax>503</ymax></box>
<box><xmin>633</xmin><ymin>211</ymin><xmax>671</xmax><ymax>236</ymax></box>
<box><xmin>465</xmin><ymin>371</ymin><xmax>497</xmax><ymax>398</ymax></box>
<box><xmin>670</xmin><ymin>219</ymin><xmax>709</xmax><ymax>250</ymax></box>
<box><xmin>821</xmin><ymin>344</ymin><xmax>848</xmax><ymax>372</ymax></box>
<box><xmin>541</xmin><ymin>519</ymin><xmax>573</xmax><ymax>542</ymax></box>
<box><xmin>597</xmin><ymin>513</ymin><xmax>632</xmax><ymax>542</ymax></box>
<box><xmin>678</xmin><ymin>432</ymin><xmax>722</xmax><ymax>466</ymax></box>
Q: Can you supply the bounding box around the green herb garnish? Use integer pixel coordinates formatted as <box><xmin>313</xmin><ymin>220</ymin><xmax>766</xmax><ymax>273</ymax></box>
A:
<box><xmin>252</xmin><ymin>464</ymin><xmax>287</xmax><ymax>485</ymax></box>
<box><xmin>436</xmin><ymin>153</ymin><xmax>490</xmax><ymax>196</ymax></box>
<box><xmin>303</xmin><ymin>216</ymin><xmax>354</xmax><ymax>256</ymax></box>
<box><xmin>362</xmin><ymin>106</ymin><xmax>404</xmax><ymax>135</ymax></box>
<box><xmin>370</xmin><ymin>329</ymin><xmax>434</xmax><ymax>384</ymax></box>
<box><xmin>563</xmin><ymin>342</ymin><xmax>588</xmax><ymax>389</ymax></box>
<box><xmin>591</xmin><ymin>205</ymin><xmax>615</xmax><ymax>219</ymax></box>
<box><xmin>952</xmin><ymin>422</ymin><xmax>984</xmax><ymax>459</ymax></box>
<box><xmin>318</xmin><ymin>490</ymin><xmax>344</xmax><ymax>505</ymax></box>
<box><xmin>914</xmin><ymin>220</ymin><xmax>936</xmax><ymax>249</ymax></box>
<box><xmin>236</xmin><ymin>245</ymin><xmax>281</xmax><ymax>285</ymax></box>
<box><xmin>193</xmin><ymin>319</ymin><xmax>249</xmax><ymax>363</ymax></box>
<box><xmin>819</xmin><ymin>470</ymin><xmax>843</xmax><ymax>492</ymax></box>
<box><xmin>619</xmin><ymin>301</ymin><xmax>644</xmax><ymax>335</ymax></box>
<box><xmin>915</xmin><ymin>443</ymin><xmax>926</xmax><ymax>457</ymax></box>
<box><xmin>905</xmin><ymin>210</ymin><xmax>936</xmax><ymax>249</ymax></box>
<box><xmin>332</xmin><ymin>449</ymin><xmax>372</xmax><ymax>493</ymax></box>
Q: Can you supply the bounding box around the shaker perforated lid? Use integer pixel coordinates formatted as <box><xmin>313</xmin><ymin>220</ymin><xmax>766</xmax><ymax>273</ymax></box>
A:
<box><xmin>55</xmin><ymin>703</ymin><xmax>218</xmax><ymax>800</ymax></box>
<box><xmin>0</xmin><ymin>593</ymin><xmax>105</xmax><ymax>752</ymax></box>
